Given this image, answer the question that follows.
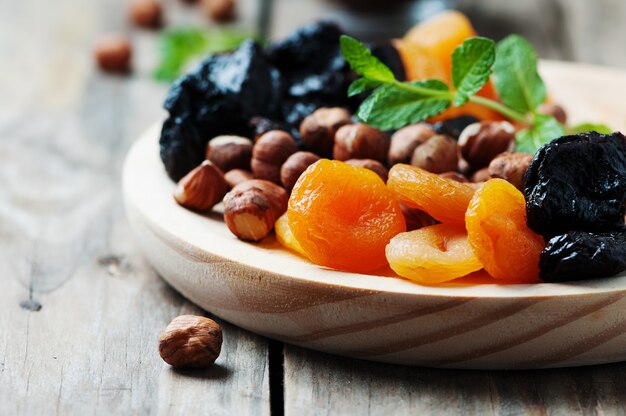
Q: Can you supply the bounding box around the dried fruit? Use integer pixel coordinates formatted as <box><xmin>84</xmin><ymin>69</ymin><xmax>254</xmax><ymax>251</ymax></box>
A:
<box><xmin>386</xmin><ymin>223</ymin><xmax>483</xmax><ymax>284</ymax></box>
<box><xmin>466</xmin><ymin>179</ymin><xmax>544</xmax><ymax>282</ymax></box>
<box><xmin>275</xmin><ymin>213</ymin><xmax>307</xmax><ymax>257</ymax></box>
<box><xmin>524</xmin><ymin>132</ymin><xmax>626</xmax><ymax>237</ymax></box>
<box><xmin>288</xmin><ymin>160</ymin><xmax>405</xmax><ymax>272</ymax></box>
<box><xmin>174</xmin><ymin>160</ymin><xmax>228</xmax><ymax>211</ymax></box>
<box><xmin>539</xmin><ymin>230</ymin><xmax>626</xmax><ymax>282</ymax></box>
<box><xmin>158</xmin><ymin>315</ymin><xmax>223</xmax><ymax>369</ymax></box>
<box><xmin>432</xmin><ymin>115</ymin><xmax>479</xmax><ymax>140</ymax></box>
<box><xmin>388</xmin><ymin>164</ymin><xmax>475</xmax><ymax>227</ymax></box>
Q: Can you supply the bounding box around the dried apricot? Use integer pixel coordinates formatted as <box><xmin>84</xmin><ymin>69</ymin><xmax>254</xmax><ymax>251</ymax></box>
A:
<box><xmin>386</xmin><ymin>223</ymin><xmax>483</xmax><ymax>284</ymax></box>
<box><xmin>288</xmin><ymin>160</ymin><xmax>406</xmax><ymax>273</ymax></box>
<box><xmin>393</xmin><ymin>39</ymin><xmax>449</xmax><ymax>83</ymax></box>
<box><xmin>387</xmin><ymin>164</ymin><xmax>476</xmax><ymax>227</ymax></box>
<box><xmin>465</xmin><ymin>179</ymin><xmax>545</xmax><ymax>282</ymax></box>
<box><xmin>275</xmin><ymin>213</ymin><xmax>307</xmax><ymax>258</ymax></box>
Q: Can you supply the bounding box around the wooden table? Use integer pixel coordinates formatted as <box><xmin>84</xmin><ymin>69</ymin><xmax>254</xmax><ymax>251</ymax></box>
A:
<box><xmin>2</xmin><ymin>0</ymin><xmax>625</xmax><ymax>414</ymax></box>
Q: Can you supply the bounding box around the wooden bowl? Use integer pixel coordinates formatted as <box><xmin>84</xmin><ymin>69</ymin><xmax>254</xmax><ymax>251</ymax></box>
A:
<box><xmin>123</xmin><ymin>61</ymin><xmax>626</xmax><ymax>369</ymax></box>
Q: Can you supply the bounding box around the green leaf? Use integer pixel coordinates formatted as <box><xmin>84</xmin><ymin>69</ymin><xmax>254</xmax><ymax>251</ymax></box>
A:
<box><xmin>347</xmin><ymin>78</ymin><xmax>381</xmax><ymax>97</ymax></box>
<box><xmin>452</xmin><ymin>37</ymin><xmax>496</xmax><ymax>106</ymax></box>
<box><xmin>340</xmin><ymin>35</ymin><xmax>395</xmax><ymax>83</ymax></box>
<box><xmin>516</xmin><ymin>114</ymin><xmax>565</xmax><ymax>152</ymax></box>
<box><xmin>154</xmin><ymin>28</ymin><xmax>254</xmax><ymax>82</ymax></box>
<box><xmin>493</xmin><ymin>35</ymin><xmax>546</xmax><ymax>113</ymax></box>
<box><xmin>357</xmin><ymin>80</ymin><xmax>451</xmax><ymax>130</ymax></box>
<box><xmin>570</xmin><ymin>122</ymin><xmax>613</xmax><ymax>135</ymax></box>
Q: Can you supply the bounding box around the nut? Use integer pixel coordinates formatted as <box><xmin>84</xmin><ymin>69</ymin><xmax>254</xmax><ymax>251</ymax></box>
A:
<box><xmin>174</xmin><ymin>160</ymin><xmax>228</xmax><ymax>211</ymax></box>
<box><xmin>388</xmin><ymin>124</ymin><xmax>436</xmax><ymax>165</ymax></box>
<box><xmin>333</xmin><ymin>123</ymin><xmax>389</xmax><ymax>164</ymax></box>
<box><xmin>129</xmin><ymin>0</ymin><xmax>162</xmax><ymax>28</ymax></box>
<box><xmin>224</xmin><ymin>169</ymin><xmax>253</xmax><ymax>188</ymax></box>
<box><xmin>202</xmin><ymin>0</ymin><xmax>236</xmax><ymax>22</ymax></box>
<box><xmin>206</xmin><ymin>135</ymin><xmax>253</xmax><ymax>172</ymax></box>
<box><xmin>345</xmin><ymin>159</ymin><xmax>389</xmax><ymax>182</ymax></box>
<box><xmin>537</xmin><ymin>102</ymin><xmax>567</xmax><ymax>125</ymax></box>
<box><xmin>94</xmin><ymin>35</ymin><xmax>132</xmax><ymax>73</ymax></box>
<box><xmin>411</xmin><ymin>134</ymin><xmax>458</xmax><ymax>174</ymax></box>
<box><xmin>300</xmin><ymin>107</ymin><xmax>352</xmax><ymax>158</ymax></box>
<box><xmin>399</xmin><ymin>203</ymin><xmax>437</xmax><ymax>231</ymax></box>
<box><xmin>280</xmin><ymin>152</ymin><xmax>321</xmax><ymax>191</ymax></box>
<box><xmin>458</xmin><ymin>121</ymin><xmax>516</xmax><ymax>169</ymax></box>
<box><xmin>251</xmin><ymin>130</ymin><xmax>298</xmax><ymax>184</ymax></box>
<box><xmin>471</xmin><ymin>167</ymin><xmax>491</xmax><ymax>183</ymax></box>
<box><xmin>223</xmin><ymin>180</ymin><xmax>288</xmax><ymax>242</ymax></box>
<box><xmin>488</xmin><ymin>152</ymin><xmax>534</xmax><ymax>190</ymax></box>
<box><xmin>439</xmin><ymin>171</ymin><xmax>468</xmax><ymax>183</ymax></box>
<box><xmin>158</xmin><ymin>315</ymin><xmax>223</xmax><ymax>369</ymax></box>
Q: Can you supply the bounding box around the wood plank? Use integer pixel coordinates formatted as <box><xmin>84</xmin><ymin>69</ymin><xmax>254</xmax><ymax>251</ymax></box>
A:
<box><xmin>0</xmin><ymin>0</ymin><xmax>270</xmax><ymax>414</ymax></box>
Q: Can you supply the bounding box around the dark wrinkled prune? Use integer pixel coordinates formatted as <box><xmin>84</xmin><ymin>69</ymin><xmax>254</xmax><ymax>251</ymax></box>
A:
<box><xmin>539</xmin><ymin>230</ymin><xmax>626</xmax><ymax>282</ymax></box>
<box><xmin>248</xmin><ymin>116</ymin><xmax>301</xmax><ymax>144</ymax></box>
<box><xmin>524</xmin><ymin>132</ymin><xmax>626</xmax><ymax>237</ymax></box>
<box><xmin>433</xmin><ymin>115</ymin><xmax>480</xmax><ymax>140</ymax></box>
<box><xmin>370</xmin><ymin>42</ymin><xmax>406</xmax><ymax>82</ymax></box>
<box><xmin>160</xmin><ymin>40</ymin><xmax>281</xmax><ymax>180</ymax></box>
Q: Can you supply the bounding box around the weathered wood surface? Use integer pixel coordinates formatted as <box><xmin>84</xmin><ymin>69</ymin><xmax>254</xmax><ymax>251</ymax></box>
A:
<box><xmin>1</xmin><ymin>0</ymin><xmax>626</xmax><ymax>414</ymax></box>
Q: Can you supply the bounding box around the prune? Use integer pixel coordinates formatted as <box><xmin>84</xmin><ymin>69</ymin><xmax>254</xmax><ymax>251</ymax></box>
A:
<box><xmin>539</xmin><ymin>230</ymin><xmax>626</xmax><ymax>282</ymax></box>
<box><xmin>248</xmin><ymin>117</ymin><xmax>296</xmax><ymax>142</ymax></box>
<box><xmin>432</xmin><ymin>115</ymin><xmax>480</xmax><ymax>140</ymax></box>
<box><xmin>524</xmin><ymin>132</ymin><xmax>626</xmax><ymax>236</ymax></box>
<box><xmin>370</xmin><ymin>42</ymin><xmax>406</xmax><ymax>82</ymax></box>
<box><xmin>160</xmin><ymin>40</ymin><xmax>281</xmax><ymax>180</ymax></box>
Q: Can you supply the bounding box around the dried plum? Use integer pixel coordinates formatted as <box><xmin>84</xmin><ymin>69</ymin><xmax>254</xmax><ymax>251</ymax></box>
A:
<box><xmin>539</xmin><ymin>230</ymin><xmax>626</xmax><ymax>282</ymax></box>
<box><xmin>433</xmin><ymin>115</ymin><xmax>480</xmax><ymax>140</ymax></box>
<box><xmin>524</xmin><ymin>132</ymin><xmax>626</xmax><ymax>237</ymax></box>
<box><xmin>370</xmin><ymin>42</ymin><xmax>406</xmax><ymax>82</ymax></box>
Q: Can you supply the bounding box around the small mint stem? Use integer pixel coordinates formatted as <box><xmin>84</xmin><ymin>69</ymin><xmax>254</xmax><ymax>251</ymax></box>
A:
<box><xmin>468</xmin><ymin>95</ymin><xmax>529</xmax><ymax>123</ymax></box>
<box><xmin>391</xmin><ymin>81</ymin><xmax>453</xmax><ymax>99</ymax></box>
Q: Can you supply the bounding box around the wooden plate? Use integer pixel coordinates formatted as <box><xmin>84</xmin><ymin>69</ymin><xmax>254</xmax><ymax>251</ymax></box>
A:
<box><xmin>123</xmin><ymin>61</ymin><xmax>626</xmax><ymax>369</ymax></box>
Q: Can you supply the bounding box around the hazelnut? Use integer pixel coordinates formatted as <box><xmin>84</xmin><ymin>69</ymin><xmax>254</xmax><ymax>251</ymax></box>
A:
<box><xmin>537</xmin><ymin>103</ymin><xmax>567</xmax><ymax>125</ymax></box>
<box><xmin>300</xmin><ymin>107</ymin><xmax>352</xmax><ymax>158</ymax></box>
<box><xmin>488</xmin><ymin>152</ymin><xmax>534</xmax><ymax>190</ymax></box>
<box><xmin>388</xmin><ymin>124</ymin><xmax>436</xmax><ymax>165</ymax></box>
<box><xmin>202</xmin><ymin>0</ymin><xmax>236</xmax><ymax>22</ymax></box>
<box><xmin>224</xmin><ymin>169</ymin><xmax>253</xmax><ymax>188</ymax></box>
<box><xmin>439</xmin><ymin>171</ymin><xmax>468</xmax><ymax>183</ymax></box>
<box><xmin>471</xmin><ymin>167</ymin><xmax>491</xmax><ymax>183</ymax></box>
<box><xmin>458</xmin><ymin>121</ymin><xmax>516</xmax><ymax>170</ymax></box>
<box><xmin>223</xmin><ymin>180</ymin><xmax>288</xmax><ymax>242</ymax></box>
<box><xmin>251</xmin><ymin>131</ymin><xmax>298</xmax><ymax>184</ymax></box>
<box><xmin>206</xmin><ymin>135</ymin><xmax>253</xmax><ymax>172</ymax></box>
<box><xmin>333</xmin><ymin>123</ymin><xmax>389</xmax><ymax>164</ymax></box>
<box><xmin>94</xmin><ymin>35</ymin><xmax>132</xmax><ymax>73</ymax></box>
<box><xmin>174</xmin><ymin>160</ymin><xmax>228</xmax><ymax>211</ymax></box>
<box><xmin>411</xmin><ymin>134</ymin><xmax>458</xmax><ymax>174</ymax></box>
<box><xmin>280</xmin><ymin>152</ymin><xmax>321</xmax><ymax>191</ymax></box>
<box><xmin>399</xmin><ymin>203</ymin><xmax>436</xmax><ymax>231</ymax></box>
<box><xmin>345</xmin><ymin>159</ymin><xmax>389</xmax><ymax>182</ymax></box>
<box><xmin>129</xmin><ymin>0</ymin><xmax>162</xmax><ymax>28</ymax></box>
<box><xmin>158</xmin><ymin>315</ymin><xmax>222</xmax><ymax>369</ymax></box>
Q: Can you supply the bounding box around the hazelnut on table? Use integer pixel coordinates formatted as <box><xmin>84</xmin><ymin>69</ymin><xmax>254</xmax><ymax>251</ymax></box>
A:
<box><xmin>251</xmin><ymin>130</ymin><xmax>298</xmax><ymax>184</ymax></box>
<box><xmin>345</xmin><ymin>159</ymin><xmax>389</xmax><ymax>182</ymax></box>
<box><xmin>206</xmin><ymin>135</ymin><xmax>253</xmax><ymax>172</ymax></box>
<box><xmin>158</xmin><ymin>315</ymin><xmax>223</xmax><ymax>369</ymax></box>
<box><xmin>333</xmin><ymin>123</ymin><xmax>389</xmax><ymax>164</ymax></box>
<box><xmin>300</xmin><ymin>107</ymin><xmax>352</xmax><ymax>158</ymax></box>
<box><xmin>458</xmin><ymin>121</ymin><xmax>516</xmax><ymax>170</ymax></box>
<box><xmin>388</xmin><ymin>124</ymin><xmax>436</xmax><ymax>165</ymax></box>
<box><xmin>129</xmin><ymin>0</ymin><xmax>162</xmax><ymax>29</ymax></box>
<box><xmin>174</xmin><ymin>160</ymin><xmax>228</xmax><ymax>211</ymax></box>
<box><xmin>94</xmin><ymin>35</ymin><xmax>132</xmax><ymax>73</ymax></box>
<box><xmin>281</xmin><ymin>151</ymin><xmax>321</xmax><ymax>191</ymax></box>
<box><xmin>411</xmin><ymin>134</ymin><xmax>458</xmax><ymax>174</ymax></box>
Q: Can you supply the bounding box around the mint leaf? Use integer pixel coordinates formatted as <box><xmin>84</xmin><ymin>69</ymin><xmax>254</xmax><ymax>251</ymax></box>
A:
<box><xmin>357</xmin><ymin>80</ymin><xmax>451</xmax><ymax>130</ymax></box>
<box><xmin>452</xmin><ymin>37</ymin><xmax>495</xmax><ymax>106</ymax></box>
<box><xmin>570</xmin><ymin>122</ymin><xmax>613</xmax><ymax>134</ymax></box>
<box><xmin>493</xmin><ymin>35</ymin><xmax>546</xmax><ymax>113</ymax></box>
<box><xmin>516</xmin><ymin>114</ymin><xmax>565</xmax><ymax>152</ymax></box>
<box><xmin>347</xmin><ymin>78</ymin><xmax>381</xmax><ymax>97</ymax></box>
<box><xmin>340</xmin><ymin>35</ymin><xmax>395</xmax><ymax>83</ymax></box>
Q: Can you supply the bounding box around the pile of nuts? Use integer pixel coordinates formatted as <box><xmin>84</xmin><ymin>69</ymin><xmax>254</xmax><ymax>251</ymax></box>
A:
<box><xmin>173</xmin><ymin>106</ymin><xmax>557</xmax><ymax>241</ymax></box>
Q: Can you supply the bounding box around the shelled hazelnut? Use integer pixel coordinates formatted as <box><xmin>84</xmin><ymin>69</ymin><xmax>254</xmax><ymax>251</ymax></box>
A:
<box><xmin>202</xmin><ymin>0</ymin><xmax>236</xmax><ymax>22</ymax></box>
<box><xmin>280</xmin><ymin>152</ymin><xmax>321</xmax><ymax>191</ymax></box>
<box><xmin>345</xmin><ymin>159</ymin><xmax>389</xmax><ymax>182</ymax></box>
<box><xmin>223</xmin><ymin>180</ymin><xmax>288</xmax><ymax>242</ymax></box>
<box><xmin>206</xmin><ymin>135</ymin><xmax>253</xmax><ymax>172</ymax></box>
<box><xmin>158</xmin><ymin>315</ymin><xmax>223</xmax><ymax>369</ymax></box>
<box><xmin>411</xmin><ymin>134</ymin><xmax>458</xmax><ymax>174</ymax></box>
<box><xmin>300</xmin><ymin>107</ymin><xmax>352</xmax><ymax>158</ymax></box>
<box><xmin>537</xmin><ymin>103</ymin><xmax>567</xmax><ymax>125</ymax></box>
<box><xmin>224</xmin><ymin>169</ymin><xmax>253</xmax><ymax>188</ymax></box>
<box><xmin>488</xmin><ymin>152</ymin><xmax>534</xmax><ymax>190</ymax></box>
<box><xmin>129</xmin><ymin>0</ymin><xmax>162</xmax><ymax>28</ymax></box>
<box><xmin>251</xmin><ymin>131</ymin><xmax>298</xmax><ymax>184</ymax></box>
<box><xmin>333</xmin><ymin>123</ymin><xmax>389</xmax><ymax>164</ymax></box>
<box><xmin>94</xmin><ymin>35</ymin><xmax>132</xmax><ymax>73</ymax></box>
<box><xmin>174</xmin><ymin>160</ymin><xmax>228</xmax><ymax>211</ymax></box>
<box><xmin>458</xmin><ymin>121</ymin><xmax>516</xmax><ymax>170</ymax></box>
<box><xmin>388</xmin><ymin>124</ymin><xmax>436</xmax><ymax>165</ymax></box>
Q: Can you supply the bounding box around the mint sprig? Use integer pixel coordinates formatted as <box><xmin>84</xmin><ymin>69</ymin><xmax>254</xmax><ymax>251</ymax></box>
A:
<box><xmin>340</xmin><ymin>34</ymin><xmax>583</xmax><ymax>153</ymax></box>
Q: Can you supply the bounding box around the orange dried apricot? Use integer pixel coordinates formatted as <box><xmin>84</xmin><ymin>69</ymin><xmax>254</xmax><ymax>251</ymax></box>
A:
<box><xmin>288</xmin><ymin>159</ymin><xmax>406</xmax><ymax>273</ymax></box>
<box><xmin>386</xmin><ymin>223</ymin><xmax>483</xmax><ymax>284</ymax></box>
<box><xmin>275</xmin><ymin>213</ymin><xmax>307</xmax><ymax>258</ymax></box>
<box><xmin>387</xmin><ymin>164</ymin><xmax>476</xmax><ymax>227</ymax></box>
<box><xmin>465</xmin><ymin>179</ymin><xmax>545</xmax><ymax>283</ymax></box>
<box><xmin>393</xmin><ymin>39</ymin><xmax>450</xmax><ymax>83</ymax></box>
